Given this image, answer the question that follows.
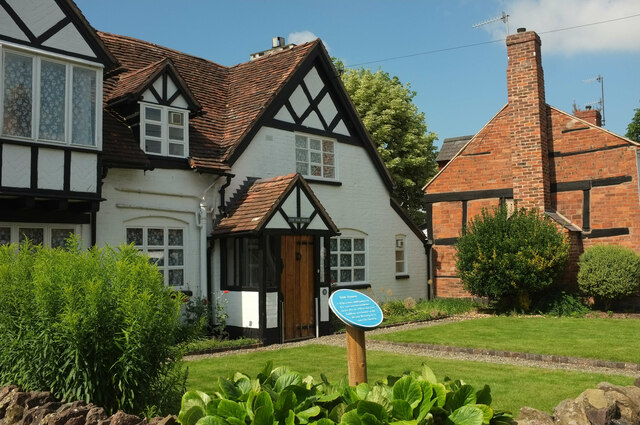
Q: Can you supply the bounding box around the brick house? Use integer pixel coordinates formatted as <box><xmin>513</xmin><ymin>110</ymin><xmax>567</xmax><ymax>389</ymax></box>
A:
<box><xmin>423</xmin><ymin>28</ymin><xmax>640</xmax><ymax>299</ymax></box>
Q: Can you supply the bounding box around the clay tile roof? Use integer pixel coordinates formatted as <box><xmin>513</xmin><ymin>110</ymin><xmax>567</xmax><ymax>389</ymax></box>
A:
<box><xmin>105</xmin><ymin>58</ymin><xmax>169</xmax><ymax>104</ymax></box>
<box><xmin>98</xmin><ymin>31</ymin><xmax>319</xmax><ymax>171</ymax></box>
<box><xmin>212</xmin><ymin>174</ymin><xmax>298</xmax><ymax>235</ymax></box>
<box><xmin>436</xmin><ymin>135</ymin><xmax>474</xmax><ymax>162</ymax></box>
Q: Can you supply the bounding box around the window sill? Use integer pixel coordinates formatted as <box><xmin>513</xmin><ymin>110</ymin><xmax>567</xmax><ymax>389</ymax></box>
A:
<box><xmin>395</xmin><ymin>274</ymin><xmax>410</xmax><ymax>280</ymax></box>
<box><xmin>305</xmin><ymin>178</ymin><xmax>342</xmax><ymax>186</ymax></box>
<box><xmin>333</xmin><ymin>282</ymin><xmax>371</xmax><ymax>290</ymax></box>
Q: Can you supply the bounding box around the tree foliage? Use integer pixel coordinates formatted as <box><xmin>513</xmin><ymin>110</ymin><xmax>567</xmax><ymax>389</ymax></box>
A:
<box><xmin>626</xmin><ymin>101</ymin><xmax>640</xmax><ymax>142</ymax></box>
<box><xmin>455</xmin><ymin>205</ymin><xmax>569</xmax><ymax>311</ymax></box>
<box><xmin>336</xmin><ymin>61</ymin><xmax>438</xmax><ymax>223</ymax></box>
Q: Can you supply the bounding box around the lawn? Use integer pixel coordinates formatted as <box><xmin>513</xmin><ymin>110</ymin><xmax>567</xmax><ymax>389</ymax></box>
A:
<box><xmin>185</xmin><ymin>344</ymin><xmax>632</xmax><ymax>415</ymax></box>
<box><xmin>371</xmin><ymin>316</ymin><xmax>640</xmax><ymax>363</ymax></box>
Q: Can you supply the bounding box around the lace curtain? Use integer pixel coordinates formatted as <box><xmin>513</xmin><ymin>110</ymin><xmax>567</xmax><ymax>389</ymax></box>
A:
<box><xmin>72</xmin><ymin>67</ymin><xmax>96</xmax><ymax>146</ymax></box>
<box><xmin>2</xmin><ymin>52</ymin><xmax>32</xmax><ymax>138</ymax></box>
<box><xmin>39</xmin><ymin>60</ymin><xmax>66</xmax><ymax>141</ymax></box>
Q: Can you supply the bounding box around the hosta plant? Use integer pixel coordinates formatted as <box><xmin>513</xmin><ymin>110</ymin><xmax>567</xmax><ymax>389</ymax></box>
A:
<box><xmin>177</xmin><ymin>361</ymin><xmax>515</xmax><ymax>425</ymax></box>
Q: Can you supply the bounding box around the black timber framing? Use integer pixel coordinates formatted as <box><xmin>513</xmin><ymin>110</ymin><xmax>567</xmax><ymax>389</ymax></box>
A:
<box><xmin>0</xmin><ymin>0</ymin><xmax>117</xmax><ymax>68</ymax></box>
<box><xmin>582</xmin><ymin>190</ymin><xmax>591</xmax><ymax>232</ymax></box>
<box><xmin>434</xmin><ymin>237</ymin><xmax>458</xmax><ymax>246</ymax></box>
<box><xmin>225</xmin><ymin>44</ymin><xmax>394</xmax><ymax>192</ymax></box>
<box><xmin>552</xmin><ymin>175</ymin><xmax>633</xmax><ymax>192</ymax></box>
<box><xmin>424</xmin><ymin>188</ymin><xmax>513</xmax><ymax>203</ymax></box>
<box><xmin>461</xmin><ymin>200</ymin><xmax>468</xmax><ymax>234</ymax></box>
<box><xmin>549</xmin><ymin>143</ymin><xmax>630</xmax><ymax>158</ymax></box>
<box><xmin>583</xmin><ymin>228</ymin><xmax>630</xmax><ymax>239</ymax></box>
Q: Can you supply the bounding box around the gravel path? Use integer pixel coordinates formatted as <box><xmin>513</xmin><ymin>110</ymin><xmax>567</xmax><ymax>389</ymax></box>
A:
<box><xmin>184</xmin><ymin>314</ymin><xmax>640</xmax><ymax>378</ymax></box>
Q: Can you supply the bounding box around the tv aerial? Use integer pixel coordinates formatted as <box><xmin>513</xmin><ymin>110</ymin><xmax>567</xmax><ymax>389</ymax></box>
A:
<box><xmin>472</xmin><ymin>11</ymin><xmax>510</xmax><ymax>35</ymax></box>
<box><xmin>583</xmin><ymin>75</ymin><xmax>605</xmax><ymax>126</ymax></box>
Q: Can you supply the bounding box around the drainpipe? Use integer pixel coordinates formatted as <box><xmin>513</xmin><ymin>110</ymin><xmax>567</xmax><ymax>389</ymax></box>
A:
<box><xmin>197</xmin><ymin>176</ymin><xmax>224</xmax><ymax>301</ymax></box>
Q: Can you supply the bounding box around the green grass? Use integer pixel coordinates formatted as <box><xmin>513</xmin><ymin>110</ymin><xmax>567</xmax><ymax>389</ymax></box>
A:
<box><xmin>371</xmin><ymin>316</ymin><xmax>640</xmax><ymax>363</ymax></box>
<box><xmin>185</xmin><ymin>344</ymin><xmax>632</xmax><ymax>415</ymax></box>
<box><xmin>181</xmin><ymin>337</ymin><xmax>259</xmax><ymax>355</ymax></box>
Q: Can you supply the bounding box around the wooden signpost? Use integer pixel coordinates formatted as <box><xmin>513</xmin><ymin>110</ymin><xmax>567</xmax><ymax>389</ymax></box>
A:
<box><xmin>328</xmin><ymin>289</ymin><xmax>383</xmax><ymax>385</ymax></box>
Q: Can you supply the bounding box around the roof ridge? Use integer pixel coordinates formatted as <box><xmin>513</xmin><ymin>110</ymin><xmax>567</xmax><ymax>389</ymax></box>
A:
<box><xmin>98</xmin><ymin>31</ymin><xmax>227</xmax><ymax>69</ymax></box>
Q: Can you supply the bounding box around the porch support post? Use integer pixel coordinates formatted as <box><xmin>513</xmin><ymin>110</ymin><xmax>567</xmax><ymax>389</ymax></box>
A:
<box><xmin>346</xmin><ymin>325</ymin><xmax>367</xmax><ymax>385</ymax></box>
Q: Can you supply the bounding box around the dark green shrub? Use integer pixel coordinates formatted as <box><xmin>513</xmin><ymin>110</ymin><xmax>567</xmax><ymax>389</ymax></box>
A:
<box><xmin>455</xmin><ymin>205</ymin><xmax>569</xmax><ymax>311</ymax></box>
<box><xmin>0</xmin><ymin>239</ymin><xmax>186</xmax><ymax>415</ymax></box>
<box><xmin>177</xmin><ymin>362</ymin><xmax>514</xmax><ymax>425</ymax></box>
<box><xmin>577</xmin><ymin>244</ymin><xmax>640</xmax><ymax>310</ymax></box>
<box><xmin>533</xmin><ymin>289</ymin><xmax>590</xmax><ymax>317</ymax></box>
<box><xmin>179</xmin><ymin>296</ymin><xmax>211</xmax><ymax>343</ymax></box>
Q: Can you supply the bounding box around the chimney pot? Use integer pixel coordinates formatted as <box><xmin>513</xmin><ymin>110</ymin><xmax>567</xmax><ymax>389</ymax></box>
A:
<box><xmin>272</xmin><ymin>36</ymin><xmax>285</xmax><ymax>48</ymax></box>
<box><xmin>517</xmin><ymin>27</ymin><xmax>526</xmax><ymax>33</ymax></box>
<box><xmin>585</xmin><ymin>105</ymin><xmax>591</xmax><ymax>110</ymax></box>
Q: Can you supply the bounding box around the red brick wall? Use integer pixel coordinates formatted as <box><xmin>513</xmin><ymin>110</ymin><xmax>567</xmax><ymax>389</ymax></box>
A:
<box><xmin>432</xmin><ymin>201</ymin><xmax>462</xmax><ymax>239</ymax></box>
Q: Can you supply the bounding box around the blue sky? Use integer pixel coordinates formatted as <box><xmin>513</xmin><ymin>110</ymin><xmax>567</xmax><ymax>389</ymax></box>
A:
<box><xmin>76</xmin><ymin>0</ymin><xmax>640</xmax><ymax>148</ymax></box>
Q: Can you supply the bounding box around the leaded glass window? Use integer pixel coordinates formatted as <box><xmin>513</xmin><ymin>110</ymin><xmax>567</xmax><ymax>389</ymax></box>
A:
<box><xmin>71</xmin><ymin>67</ymin><xmax>96</xmax><ymax>146</ymax></box>
<box><xmin>126</xmin><ymin>226</ymin><xmax>185</xmax><ymax>287</ymax></box>
<box><xmin>0</xmin><ymin>227</ymin><xmax>11</xmax><ymax>245</ymax></box>
<box><xmin>0</xmin><ymin>224</ymin><xmax>77</xmax><ymax>247</ymax></box>
<box><xmin>141</xmin><ymin>103</ymin><xmax>188</xmax><ymax>157</ymax></box>
<box><xmin>1</xmin><ymin>50</ymin><xmax>99</xmax><ymax>146</ymax></box>
<box><xmin>223</xmin><ymin>237</ymin><xmax>262</xmax><ymax>289</ymax></box>
<box><xmin>39</xmin><ymin>60</ymin><xmax>66</xmax><ymax>141</ymax></box>
<box><xmin>295</xmin><ymin>134</ymin><xmax>336</xmax><ymax>179</ymax></box>
<box><xmin>330</xmin><ymin>236</ymin><xmax>366</xmax><ymax>284</ymax></box>
<box><xmin>51</xmin><ymin>228</ymin><xmax>74</xmax><ymax>248</ymax></box>
<box><xmin>18</xmin><ymin>227</ymin><xmax>44</xmax><ymax>245</ymax></box>
<box><xmin>3</xmin><ymin>52</ymin><xmax>33</xmax><ymax>138</ymax></box>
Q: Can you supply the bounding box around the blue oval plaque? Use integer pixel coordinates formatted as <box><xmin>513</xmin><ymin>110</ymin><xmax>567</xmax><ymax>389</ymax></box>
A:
<box><xmin>328</xmin><ymin>289</ymin><xmax>383</xmax><ymax>330</ymax></box>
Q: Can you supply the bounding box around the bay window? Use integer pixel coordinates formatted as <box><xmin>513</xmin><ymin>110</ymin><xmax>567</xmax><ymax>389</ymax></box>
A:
<box><xmin>140</xmin><ymin>103</ymin><xmax>188</xmax><ymax>157</ymax></box>
<box><xmin>1</xmin><ymin>49</ymin><xmax>100</xmax><ymax>147</ymax></box>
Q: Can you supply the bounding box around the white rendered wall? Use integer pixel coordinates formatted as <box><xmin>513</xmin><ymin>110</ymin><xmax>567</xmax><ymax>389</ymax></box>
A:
<box><xmin>227</xmin><ymin>126</ymin><xmax>428</xmax><ymax>302</ymax></box>
<box><xmin>224</xmin><ymin>291</ymin><xmax>259</xmax><ymax>329</ymax></box>
<box><xmin>98</xmin><ymin>168</ymin><xmax>221</xmax><ymax>298</ymax></box>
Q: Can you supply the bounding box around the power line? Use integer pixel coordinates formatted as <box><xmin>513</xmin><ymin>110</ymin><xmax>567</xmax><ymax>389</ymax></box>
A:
<box><xmin>346</xmin><ymin>12</ymin><xmax>640</xmax><ymax>68</ymax></box>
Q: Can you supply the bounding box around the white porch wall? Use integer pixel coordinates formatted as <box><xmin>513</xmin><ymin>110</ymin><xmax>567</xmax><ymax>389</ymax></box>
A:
<box><xmin>225</xmin><ymin>126</ymin><xmax>428</xmax><ymax>302</ymax></box>
<box><xmin>224</xmin><ymin>291</ymin><xmax>259</xmax><ymax>329</ymax></box>
<box><xmin>97</xmin><ymin>168</ymin><xmax>221</xmax><ymax>298</ymax></box>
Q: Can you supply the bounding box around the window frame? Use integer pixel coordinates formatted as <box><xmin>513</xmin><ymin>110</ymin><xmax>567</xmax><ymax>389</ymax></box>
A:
<box><xmin>139</xmin><ymin>102</ymin><xmax>189</xmax><ymax>158</ymax></box>
<box><xmin>294</xmin><ymin>133</ymin><xmax>337</xmax><ymax>181</ymax></box>
<box><xmin>330</xmin><ymin>235</ymin><xmax>367</xmax><ymax>285</ymax></box>
<box><xmin>395</xmin><ymin>234</ymin><xmax>408</xmax><ymax>277</ymax></box>
<box><xmin>0</xmin><ymin>222</ymin><xmax>79</xmax><ymax>247</ymax></box>
<box><xmin>221</xmin><ymin>236</ymin><xmax>262</xmax><ymax>291</ymax></box>
<box><xmin>0</xmin><ymin>46</ymin><xmax>102</xmax><ymax>149</ymax></box>
<box><xmin>125</xmin><ymin>226</ymin><xmax>186</xmax><ymax>288</ymax></box>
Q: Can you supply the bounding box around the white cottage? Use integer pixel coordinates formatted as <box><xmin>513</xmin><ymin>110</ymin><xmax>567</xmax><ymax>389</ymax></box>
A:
<box><xmin>1</xmin><ymin>0</ymin><xmax>430</xmax><ymax>344</ymax></box>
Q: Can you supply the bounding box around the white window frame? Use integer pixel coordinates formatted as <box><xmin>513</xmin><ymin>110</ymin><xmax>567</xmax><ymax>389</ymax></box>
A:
<box><xmin>0</xmin><ymin>223</ymin><xmax>80</xmax><ymax>247</ymax></box>
<box><xmin>139</xmin><ymin>102</ymin><xmax>189</xmax><ymax>158</ymax></box>
<box><xmin>125</xmin><ymin>226</ymin><xmax>187</xmax><ymax>288</ymax></box>
<box><xmin>330</xmin><ymin>235</ymin><xmax>367</xmax><ymax>285</ymax></box>
<box><xmin>0</xmin><ymin>46</ymin><xmax>102</xmax><ymax>149</ymax></box>
<box><xmin>294</xmin><ymin>133</ymin><xmax>337</xmax><ymax>181</ymax></box>
<box><xmin>395</xmin><ymin>234</ymin><xmax>408</xmax><ymax>276</ymax></box>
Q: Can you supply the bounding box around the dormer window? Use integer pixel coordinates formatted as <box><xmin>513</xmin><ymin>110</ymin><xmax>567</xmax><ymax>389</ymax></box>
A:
<box><xmin>140</xmin><ymin>103</ymin><xmax>188</xmax><ymax>157</ymax></box>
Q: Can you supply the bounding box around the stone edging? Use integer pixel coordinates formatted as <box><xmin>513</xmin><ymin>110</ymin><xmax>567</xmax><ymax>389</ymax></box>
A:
<box><xmin>373</xmin><ymin>340</ymin><xmax>640</xmax><ymax>372</ymax></box>
<box><xmin>184</xmin><ymin>342</ymin><xmax>262</xmax><ymax>356</ymax></box>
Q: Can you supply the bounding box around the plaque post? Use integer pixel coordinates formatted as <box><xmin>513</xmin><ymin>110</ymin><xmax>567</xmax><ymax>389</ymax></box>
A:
<box><xmin>346</xmin><ymin>325</ymin><xmax>367</xmax><ymax>385</ymax></box>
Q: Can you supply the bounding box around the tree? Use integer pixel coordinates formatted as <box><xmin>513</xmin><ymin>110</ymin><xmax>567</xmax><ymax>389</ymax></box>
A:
<box><xmin>336</xmin><ymin>61</ymin><xmax>438</xmax><ymax>223</ymax></box>
<box><xmin>626</xmin><ymin>101</ymin><xmax>640</xmax><ymax>142</ymax></box>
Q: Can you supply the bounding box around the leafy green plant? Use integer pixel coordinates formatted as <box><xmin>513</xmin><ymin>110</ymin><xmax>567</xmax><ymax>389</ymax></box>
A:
<box><xmin>578</xmin><ymin>244</ymin><xmax>640</xmax><ymax>310</ymax></box>
<box><xmin>177</xmin><ymin>362</ymin><xmax>515</xmax><ymax>425</ymax></box>
<box><xmin>455</xmin><ymin>205</ymin><xmax>569</xmax><ymax>311</ymax></box>
<box><xmin>532</xmin><ymin>289</ymin><xmax>589</xmax><ymax>317</ymax></box>
<box><xmin>180</xmin><ymin>296</ymin><xmax>212</xmax><ymax>343</ymax></box>
<box><xmin>0</xmin><ymin>239</ymin><xmax>186</xmax><ymax>415</ymax></box>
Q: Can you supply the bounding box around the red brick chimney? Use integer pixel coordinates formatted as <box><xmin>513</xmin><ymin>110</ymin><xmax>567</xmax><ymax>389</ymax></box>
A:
<box><xmin>574</xmin><ymin>106</ymin><xmax>602</xmax><ymax>127</ymax></box>
<box><xmin>507</xmin><ymin>28</ymin><xmax>551</xmax><ymax>211</ymax></box>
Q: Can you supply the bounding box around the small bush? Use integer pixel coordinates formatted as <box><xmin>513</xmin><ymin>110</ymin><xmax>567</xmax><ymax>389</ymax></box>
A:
<box><xmin>177</xmin><ymin>362</ymin><xmax>514</xmax><ymax>425</ymax></box>
<box><xmin>456</xmin><ymin>204</ymin><xmax>569</xmax><ymax>311</ymax></box>
<box><xmin>0</xmin><ymin>240</ymin><xmax>186</xmax><ymax>415</ymax></box>
<box><xmin>533</xmin><ymin>289</ymin><xmax>590</xmax><ymax>317</ymax></box>
<box><xmin>578</xmin><ymin>244</ymin><xmax>640</xmax><ymax>310</ymax></box>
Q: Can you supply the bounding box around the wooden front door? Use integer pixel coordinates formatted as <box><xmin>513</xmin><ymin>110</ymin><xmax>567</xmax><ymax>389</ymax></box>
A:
<box><xmin>281</xmin><ymin>235</ymin><xmax>315</xmax><ymax>341</ymax></box>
